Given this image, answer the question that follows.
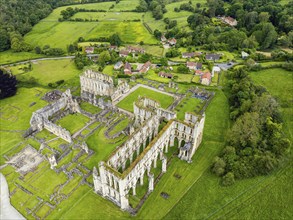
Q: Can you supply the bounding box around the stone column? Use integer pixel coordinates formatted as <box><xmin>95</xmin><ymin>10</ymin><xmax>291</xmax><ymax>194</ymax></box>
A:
<box><xmin>153</xmin><ymin>157</ymin><xmax>157</xmax><ymax>168</ymax></box>
<box><xmin>148</xmin><ymin>173</ymin><xmax>154</xmax><ymax>192</ymax></box>
<box><xmin>140</xmin><ymin>174</ymin><xmax>144</xmax><ymax>186</ymax></box>
<box><xmin>118</xmin><ymin>179</ymin><xmax>129</xmax><ymax>210</ymax></box>
<box><xmin>162</xmin><ymin>156</ymin><xmax>167</xmax><ymax>173</ymax></box>
<box><xmin>132</xmin><ymin>186</ymin><xmax>136</xmax><ymax>196</ymax></box>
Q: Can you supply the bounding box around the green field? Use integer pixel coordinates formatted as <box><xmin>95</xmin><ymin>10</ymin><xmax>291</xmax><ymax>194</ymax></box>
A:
<box><xmin>116</xmin><ymin>86</ymin><xmax>174</xmax><ymax>112</ymax></box>
<box><xmin>57</xmin><ymin>113</ymin><xmax>90</xmax><ymax>134</ymax></box>
<box><xmin>85</xmin><ymin>126</ymin><xmax>126</xmax><ymax>168</ymax></box>
<box><xmin>0</xmin><ymin>50</ymin><xmax>44</xmax><ymax>65</ymax></box>
<box><xmin>72</xmin><ymin>12</ymin><xmax>143</xmax><ymax>21</ymax></box>
<box><xmin>24</xmin><ymin>2</ymin><xmax>157</xmax><ymax>50</ymax></box>
<box><xmin>10</xmin><ymin>59</ymin><xmax>81</xmax><ymax>87</ymax></box>
<box><xmin>164</xmin><ymin>68</ymin><xmax>293</xmax><ymax>219</ymax></box>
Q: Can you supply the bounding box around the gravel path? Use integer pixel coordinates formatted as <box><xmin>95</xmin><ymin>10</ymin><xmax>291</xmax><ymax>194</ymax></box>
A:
<box><xmin>0</xmin><ymin>173</ymin><xmax>25</xmax><ymax>220</ymax></box>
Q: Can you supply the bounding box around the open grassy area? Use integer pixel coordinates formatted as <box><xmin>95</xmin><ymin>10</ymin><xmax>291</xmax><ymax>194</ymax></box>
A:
<box><xmin>116</xmin><ymin>86</ymin><xmax>174</xmax><ymax>112</ymax></box>
<box><xmin>0</xmin><ymin>50</ymin><xmax>44</xmax><ymax>65</ymax></box>
<box><xmin>175</xmin><ymin>95</ymin><xmax>204</xmax><ymax>121</ymax></box>
<box><xmin>163</xmin><ymin>68</ymin><xmax>293</xmax><ymax>219</ymax></box>
<box><xmin>72</xmin><ymin>12</ymin><xmax>143</xmax><ymax>21</ymax></box>
<box><xmin>9</xmin><ymin>59</ymin><xmax>81</xmax><ymax>87</ymax></box>
<box><xmin>24</xmin><ymin>2</ymin><xmax>157</xmax><ymax>50</ymax></box>
<box><xmin>57</xmin><ymin>113</ymin><xmax>90</xmax><ymax>134</ymax></box>
<box><xmin>85</xmin><ymin>126</ymin><xmax>126</xmax><ymax>169</ymax></box>
<box><xmin>80</xmin><ymin>102</ymin><xmax>102</xmax><ymax>114</ymax></box>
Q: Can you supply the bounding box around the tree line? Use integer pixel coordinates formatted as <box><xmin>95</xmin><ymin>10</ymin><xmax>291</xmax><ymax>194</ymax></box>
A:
<box><xmin>212</xmin><ymin>68</ymin><xmax>290</xmax><ymax>185</ymax></box>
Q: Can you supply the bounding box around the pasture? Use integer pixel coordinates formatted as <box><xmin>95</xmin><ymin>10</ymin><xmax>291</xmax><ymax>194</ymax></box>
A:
<box><xmin>116</xmin><ymin>86</ymin><xmax>174</xmax><ymax>112</ymax></box>
<box><xmin>164</xmin><ymin>68</ymin><xmax>293</xmax><ymax>219</ymax></box>
<box><xmin>0</xmin><ymin>50</ymin><xmax>44</xmax><ymax>65</ymax></box>
<box><xmin>24</xmin><ymin>1</ymin><xmax>157</xmax><ymax>50</ymax></box>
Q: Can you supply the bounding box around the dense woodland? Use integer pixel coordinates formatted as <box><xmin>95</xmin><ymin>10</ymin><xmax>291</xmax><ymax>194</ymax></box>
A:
<box><xmin>0</xmin><ymin>69</ymin><xmax>17</xmax><ymax>99</ymax></box>
<box><xmin>212</xmin><ymin>68</ymin><xmax>290</xmax><ymax>185</ymax></box>
<box><xmin>153</xmin><ymin>0</ymin><xmax>293</xmax><ymax>50</ymax></box>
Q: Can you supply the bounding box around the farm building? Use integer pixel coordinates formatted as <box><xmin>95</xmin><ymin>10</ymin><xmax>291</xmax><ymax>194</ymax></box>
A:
<box><xmin>200</xmin><ymin>72</ymin><xmax>212</xmax><ymax>86</ymax></box>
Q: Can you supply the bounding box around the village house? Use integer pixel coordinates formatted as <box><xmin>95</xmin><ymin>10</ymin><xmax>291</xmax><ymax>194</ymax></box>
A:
<box><xmin>139</xmin><ymin>61</ymin><xmax>152</xmax><ymax>73</ymax></box>
<box><xmin>195</xmin><ymin>70</ymin><xmax>204</xmax><ymax>75</ymax></box>
<box><xmin>220</xmin><ymin>16</ymin><xmax>238</xmax><ymax>26</ymax></box>
<box><xmin>182</xmin><ymin>52</ymin><xmax>195</xmax><ymax>59</ymax></box>
<box><xmin>124</xmin><ymin>62</ymin><xmax>132</xmax><ymax>74</ymax></box>
<box><xmin>161</xmin><ymin>35</ymin><xmax>167</xmax><ymax>42</ymax></box>
<box><xmin>85</xmin><ymin>46</ymin><xmax>94</xmax><ymax>54</ymax></box>
<box><xmin>205</xmin><ymin>54</ymin><xmax>221</xmax><ymax>61</ymax></box>
<box><xmin>119</xmin><ymin>50</ymin><xmax>130</xmax><ymax>58</ymax></box>
<box><xmin>109</xmin><ymin>45</ymin><xmax>118</xmax><ymax>51</ymax></box>
<box><xmin>212</xmin><ymin>66</ymin><xmax>221</xmax><ymax>77</ymax></box>
<box><xmin>158</xmin><ymin>71</ymin><xmax>173</xmax><ymax>79</ymax></box>
<box><xmin>200</xmin><ymin>72</ymin><xmax>212</xmax><ymax>86</ymax></box>
<box><xmin>168</xmin><ymin>38</ymin><xmax>177</xmax><ymax>46</ymax></box>
<box><xmin>186</xmin><ymin>62</ymin><xmax>202</xmax><ymax>70</ymax></box>
<box><xmin>127</xmin><ymin>46</ymin><xmax>145</xmax><ymax>54</ymax></box>
<box><xmin>114</xmin><ymin>61</ymin><xmax>124</xmax><ymax>70</ymax></box>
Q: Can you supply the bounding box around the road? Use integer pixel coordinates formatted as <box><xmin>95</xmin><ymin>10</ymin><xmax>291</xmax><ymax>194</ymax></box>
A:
<box><xmin>0</xmin><ymin>173</ymin><xmax>25</xmax><ymax>220</ymax></box>
<box><xmin>1</xmin><ymin>54</ymin><xmax>99</xmax><ymax>67</ymax></box>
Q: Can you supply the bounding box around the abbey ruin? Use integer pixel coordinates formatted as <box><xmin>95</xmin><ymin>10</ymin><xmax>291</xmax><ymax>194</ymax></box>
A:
<box><xmin>93</xmin><ymin>96</ymin><xmax>205</xmax><ymax>211</ymax></box>
<box><xmin>29</xmin><ymin>89</ymin><xmax>81</xmax><ymax>143</ymax></box>
<box><xmin>27</xmin><ymin>70</ymin><xmax>207</xmax><ymax>214</ymax></box>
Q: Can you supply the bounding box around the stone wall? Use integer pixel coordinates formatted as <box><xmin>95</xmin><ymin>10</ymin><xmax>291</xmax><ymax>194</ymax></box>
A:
<box><xmin>93</xmin><ymin>95</ymin><xmax>206</xmax><ymax>212</ymax></box>
<box><xmin>29</xmin><ymin>89</ymin><xmax>80</xmax><ymax>143</ymax></box>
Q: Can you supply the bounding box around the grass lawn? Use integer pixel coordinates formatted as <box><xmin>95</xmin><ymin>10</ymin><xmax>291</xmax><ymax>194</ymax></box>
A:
<box><xmin>102</xmin><ymin>65</ymin><xmax>116</xmax><ymax>76</ymax></box>
<box><xmin>48</xmin><ymin>185</ymin><xmax>130</xmax><ymax>219</ymax></box>
<box><xmin>10</xmin><ymin>59</ymin><xmax>81</xmax><ymax>87</ymax></box>
<box><xmin>57</xmin><ymin>113</ymin><xmax>90</xmax><ymax>134</ymax></box>
<box><xmin>109</xmin><ymin>117</ymin><xmax>130</xmax><ymax>136</ymax></box>
<box><xmin>175</xmin><ymin>95</ymin><xmax>204</xmax><ymax>121</ymax></box>
<box><xmin>116</xmin><ymin>86</ymin><xmax>174</xmax><ymax>112</ymax></box>
<box><xmin>85</xmin><ymin>126</ymin><xmax>126</xmax><ymax>169</ymax></box>
<box><xmin>0</xmin><ymin>50</ymin><xmax>44</xmax><ymax>65</ymax></box>
<box><xmin>110</xmin><ymin>0</ymin><xmax>140</xmax><ymax>11</ymax></box>
<box><xmin>145</xmin><ymin>70</ymin><xmax>170</xmax><ymax>83</ymax></box>
<box><xmin>0</xmin><ymin>87</ymin><xmax>49</xmax><ymax>164</ymax></box>
<box><xmin>80</xmin><ymin>102</ymin><xmax>102</xmax><ymax>114</ymax></box>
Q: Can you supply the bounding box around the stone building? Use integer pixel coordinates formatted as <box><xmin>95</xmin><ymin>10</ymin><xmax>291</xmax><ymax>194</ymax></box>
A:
<box><xmin>93</xmin><ymin>97</ymin><xmax>205</xmax><ymax>211</ymax></box>
<box><xmin>80</xmin><ymin>70</ymin><xmax>130</xmax><ymax>103</ymax></box>
<box><xmin>30</xmin><ymin>89</ymin><xmax>80</xmax><ymax>143</ymax></box>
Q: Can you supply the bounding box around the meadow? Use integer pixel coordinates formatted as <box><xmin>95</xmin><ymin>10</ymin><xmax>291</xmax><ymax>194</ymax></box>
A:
<box><xmin>116</xmin><ymin>87</ymin><xmax>175</xmax><ymax>112</ymax></box>
<box><xmin>0</xmin><ymin>50</ymin><xmax>45</xmax><ymax>65</ymax></box>
<box><xmin>24</xmin><ymin>1</ymin><xmax>157</xmax><ymax>50</ymax></box>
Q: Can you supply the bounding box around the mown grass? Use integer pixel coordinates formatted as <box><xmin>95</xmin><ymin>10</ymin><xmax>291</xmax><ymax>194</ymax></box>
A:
<box><xmin>175</xmin><ymin>95</ymin><xmax>203</xmax><ymax>120</ymax></box>
<box><xmin>116</xmin><ymin>87</ymin><xmax>174</xmax><ymax>112</ymax></box>
<box><xmin>80</xmin><ymin>102</ymin><xmax>102</xmax><ymax>114</ymax></box>
<box><xmin>57</xmin><ymin>113</ymin><xmax>90</xmax><ymax>134</ymax></box>
<box><xmin>12</xmin><ymin>59</ymin><xmax>81</xmax><ymax>87</ymax></box>
<box><xmin>84</xmin><ymin>126</ymin><xmax>126</xmax><ymax>169</ymax></box>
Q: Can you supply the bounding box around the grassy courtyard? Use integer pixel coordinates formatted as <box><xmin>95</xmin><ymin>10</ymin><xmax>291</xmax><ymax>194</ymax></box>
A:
<box><xmin>116</xmin><ymin>86</ymin><xmax>174</xmax><ymax>112</ymax></box>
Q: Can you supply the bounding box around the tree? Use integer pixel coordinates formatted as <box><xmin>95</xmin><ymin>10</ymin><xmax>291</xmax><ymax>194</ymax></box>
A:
<box><xmin>252</xmin><ymin>22</ymin><xmax>278</xmax><ymax>49</ymax></box>
<box><xmin>177</xmin><ymin>65</ymin><xmax>189</xmax><ymax>74</ymax></box>
<box><xmin>98</xmin><ymin>51</ymin><xmax>111</xmax><ymax>66</ymax></box>
<box><xmin>212</xmin><ymin>157</ymin><xmax>226</xmax><ymax>176</ymax></box>
<box><xmin>67</xmin><ymin>44</ymin><xmax>76</xmax><ymax>54</ymax></box>
<box><xmin>35</xmin><ymin>46</ymin><xmax>42</xmax><ymax>54</ymax></box>
<box><xmin>0</xmin><ymin>29</ymin><xmax>10</xmax><ymax>52</ymax></box>
<box><xmin>0</xmin><ymin>69</ymin><xmax>17</xmax><ymax>99</ymax></box>
<box><xmin>222</xmin><ymin>172</ymin><xmax>235</xmax><ymax>186</ymax></box>
<box><xmin>154</xmin><ymin>29</ymin><xmax>162</xmax><ymax>39</ymax></box>
<box><xmin>109</xmin><ymin>34</ymin><xmax>122</xmax><ymax>46</ymax></box>
<box><xmin>228</xmin><ymin>112</ymin><xmax>261</xmax><ymax>149</ymax></box>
